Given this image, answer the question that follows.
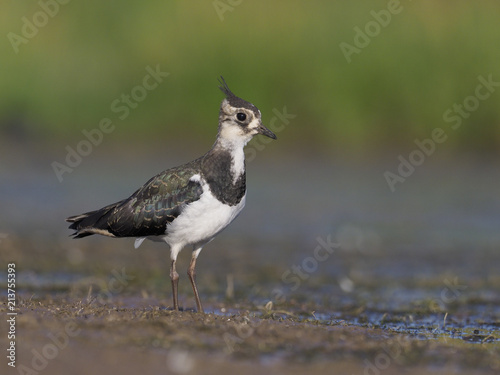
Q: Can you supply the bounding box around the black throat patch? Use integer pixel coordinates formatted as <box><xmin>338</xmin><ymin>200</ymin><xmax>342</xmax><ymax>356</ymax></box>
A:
<box><xmin>202</xmin><ymin>150</ymin><xmax>246</xmax><ymax>206</ymax></box>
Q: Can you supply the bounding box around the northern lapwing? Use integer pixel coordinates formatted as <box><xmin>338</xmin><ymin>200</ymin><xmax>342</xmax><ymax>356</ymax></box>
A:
<box><xmin>66</xmin><ymin>77</ymin><xmax>277</xmax><ymax>313</ymax></box>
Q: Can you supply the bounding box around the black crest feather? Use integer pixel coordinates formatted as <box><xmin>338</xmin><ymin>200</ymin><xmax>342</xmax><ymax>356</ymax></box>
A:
<box><xmin>217</xmin><ymin>76</ymin><xmax>259</xmax><ymax>112</ymax></box>
<box><xmin>218</xmin><ymin>76</ymin><xmax>235</xmax><ymax>98</ymax></box>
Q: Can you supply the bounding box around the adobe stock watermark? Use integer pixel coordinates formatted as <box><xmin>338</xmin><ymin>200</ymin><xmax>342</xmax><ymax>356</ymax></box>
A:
<box><xmin>272</xmin><ymin>234</ymin><xmax>339</xmax><ymax>302</ymax></box>
<box><xmin>94</xmin><ymin>267</ymin><xmax>135</xmax><ymax>305</ymax></box>
<box><xmin>7</xmin><ymin>0</ymin><xmax>72</xmax><ymax>54</ymax></box>
<box><xmin>223</xmin><ymin>314</ymin><xmax>263</xmax><ymax>355</ymax></box>
<box><xmin>363</xmin><ymin>277</ymin><xmax>467</xmax><ymax>375</ymax></box>
<box><xmin>363</xmin><ymin>335</ymin><xmax>410</xmax><ymax>375</ymax></box>
<box><xmin>16</xmin><ymin>321</ymin><xmax>81</xmax><ymax>374</ymax></box>
<box><xmin>384</xmin><ymin>74</ymin><xmax>499</xmax><ymax>192</ymax></box>
<box><xmin>339</xmin><ymin>0</ymin><xmax>410</xmax><ymax>63</ymax></box>
<box><xmin>245</xmin><ymin>106</ymin><xmax>296</xmax><ymax>162</ymax></box>
<box><xmin>427</xmin><ymin>277</ymin><xmax>467</xmax><ymax>313</ymax></box>
<box><xmin>52</xmin><ymin>65</ymin><xmax>169</xmax><ymax>183</ymax></box>
<box><xmin>223</xmin><ymin>233</ymin><xmax>339</xmax><ymax>353</ymax></box>
<box><xmin>213</xmin><ymin>0</ymin><xmax>243</xmax><ymax>22</ymax></box>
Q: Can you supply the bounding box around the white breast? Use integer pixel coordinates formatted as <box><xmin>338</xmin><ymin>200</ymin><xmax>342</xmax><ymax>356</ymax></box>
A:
<box><xmin>163</xmin><ymin>184</ymin><xmax>246</xmax><ymax>250</ymax></box>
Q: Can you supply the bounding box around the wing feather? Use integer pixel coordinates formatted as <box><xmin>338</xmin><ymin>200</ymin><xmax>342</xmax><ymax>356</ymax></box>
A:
<box><xmin>67</xmin><ymin>161</ymin><xmax>204</xmax><ymax>238</ymax></box>
<box><xmin>107</xmin><ymin>165</ymin><xmax>203</xmax><ymax>237</ymax></box>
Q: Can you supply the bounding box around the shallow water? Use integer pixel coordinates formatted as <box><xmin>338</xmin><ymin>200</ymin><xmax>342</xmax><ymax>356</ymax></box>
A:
<box><xmin>1</xmin><ymin>147</ymin><xmax>499</xmax><ymax>373</ymax></box>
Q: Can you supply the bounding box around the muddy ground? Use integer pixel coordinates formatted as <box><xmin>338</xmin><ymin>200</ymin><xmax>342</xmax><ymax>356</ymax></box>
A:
<box><xmin>1</xmin><ymin>232</ymin><xmax>499</xmax><ymax>375</ymax></box>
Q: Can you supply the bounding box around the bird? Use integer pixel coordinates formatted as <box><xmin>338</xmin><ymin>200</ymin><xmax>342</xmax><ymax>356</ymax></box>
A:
<box><xmin>66</xmin><ymin>77</ymin><xmax>277</xmax><ymax>313</ymax></box>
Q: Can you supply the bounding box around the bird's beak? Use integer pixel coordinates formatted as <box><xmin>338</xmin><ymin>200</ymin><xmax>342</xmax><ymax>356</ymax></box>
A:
<box><xmin>257</xmin><ymin>123</ymin><xmax>277</xmax><ymax>140</ymax></box>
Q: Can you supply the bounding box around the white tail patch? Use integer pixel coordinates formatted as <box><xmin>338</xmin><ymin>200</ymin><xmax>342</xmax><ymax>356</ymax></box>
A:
<box><xmin>134</xmin><ymin>237</ymin><xmax>146</xmax><ymax>249</ymax></box>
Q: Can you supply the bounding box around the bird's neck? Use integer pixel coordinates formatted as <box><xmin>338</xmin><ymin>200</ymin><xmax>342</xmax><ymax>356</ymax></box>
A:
<box><xmin>210</xmin><ymin>136</ymin><xmax>246</xmax><ymax>183</ymax></box>
<box><xmin>201</xmin><ymin>137</ymin><xmax>247</xmax><ymax>206</ymax></box>
<box><xmin>213</xmin><ymin>133</ymin><xmax>248</xmax><ymax>151</ymax></box>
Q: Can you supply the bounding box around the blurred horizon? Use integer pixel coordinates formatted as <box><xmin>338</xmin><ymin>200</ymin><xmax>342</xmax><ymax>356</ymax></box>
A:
<box><xmin>1</xmin><ymin>1</ymin><xmax>500</xmax><ymax>158</ymax></box>
<box><xmin>2</xmin><ymin>4</ymin><xmax>500</xmax><ymax>372</ymax></box>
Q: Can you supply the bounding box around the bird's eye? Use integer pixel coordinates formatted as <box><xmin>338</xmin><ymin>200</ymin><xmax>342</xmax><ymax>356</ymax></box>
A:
<box><xmin>236</xmin><ymin>112</ymin><xmax>247</xmax><ymax>121</ymax></box>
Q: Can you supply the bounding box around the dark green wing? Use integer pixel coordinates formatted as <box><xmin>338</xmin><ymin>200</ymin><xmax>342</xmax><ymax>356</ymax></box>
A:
<box><xmin>106</xmin><ymin>163</ymin><xmax>203</xmax><ymax>237</ymax></box>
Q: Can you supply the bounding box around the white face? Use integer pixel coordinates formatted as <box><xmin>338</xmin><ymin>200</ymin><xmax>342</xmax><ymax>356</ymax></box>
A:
<box><xmin>219</xmin><ymin>99</ymin><xmax>263</xmax><ymax>145</ymax></box>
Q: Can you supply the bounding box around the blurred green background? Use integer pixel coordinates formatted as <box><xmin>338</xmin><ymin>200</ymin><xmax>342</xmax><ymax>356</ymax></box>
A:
<box><xmin>1</xmin><ymin>0</ymin><xmax>500</xmax><ymax>156</ymax></box>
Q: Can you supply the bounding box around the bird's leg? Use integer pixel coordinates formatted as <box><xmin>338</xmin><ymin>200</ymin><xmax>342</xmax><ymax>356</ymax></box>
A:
<box><xmin>187</xmin><ymin>248</ymin><xmax>204</xmax><ymax>313</ymax></box>
<box><xmin>170</xmin><ymin>259</ymin><xmax>179</xmax><ymax>311</ymax></box>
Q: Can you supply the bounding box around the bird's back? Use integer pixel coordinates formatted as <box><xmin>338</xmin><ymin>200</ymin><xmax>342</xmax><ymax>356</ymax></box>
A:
<box><xmin>67</xmin><ymin>158</ymin><xmax>204</xmax><ymax>238</ymax></box>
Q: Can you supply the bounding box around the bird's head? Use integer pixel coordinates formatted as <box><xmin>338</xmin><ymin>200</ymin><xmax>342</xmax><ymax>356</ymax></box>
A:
<box><xmin>217</xmin><ymin>76</ymin><xmax>277</xmax><ymax>147</ymax></box>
